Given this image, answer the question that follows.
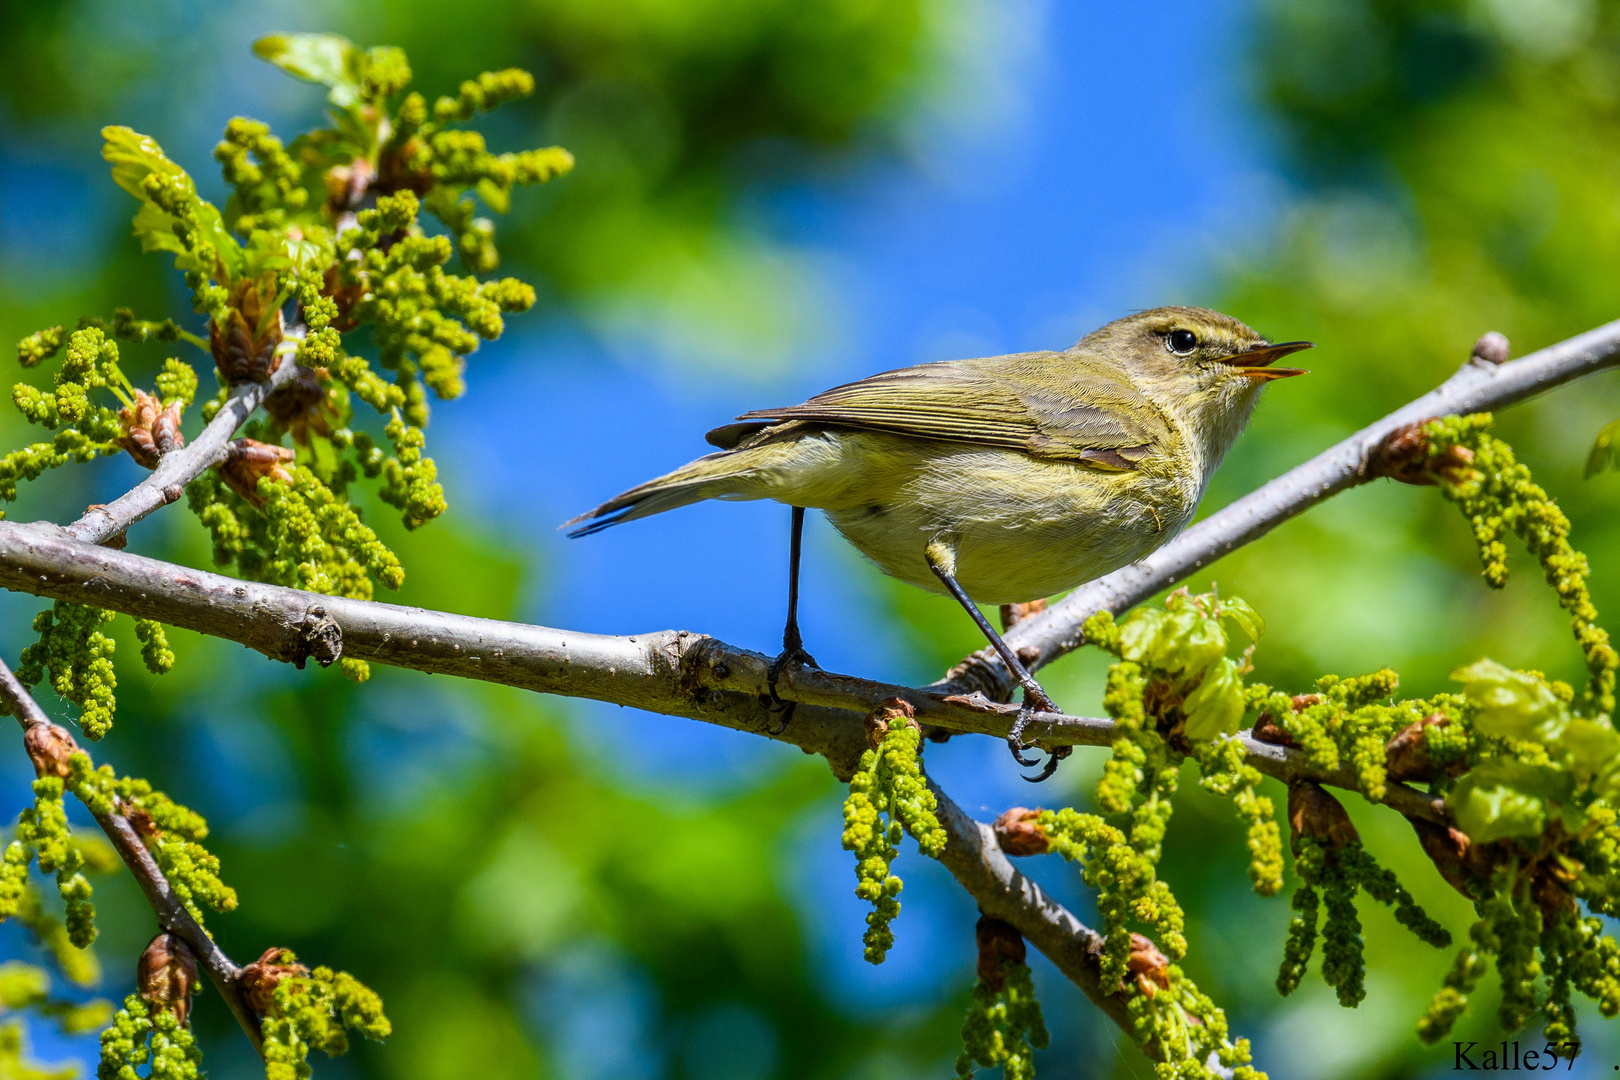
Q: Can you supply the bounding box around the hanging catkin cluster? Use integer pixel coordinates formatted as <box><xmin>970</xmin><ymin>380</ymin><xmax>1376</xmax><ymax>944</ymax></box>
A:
<box><xmin>840</xmin><ymin>700</ymin><xmax>947</xmax><ymax>964</ymax></box>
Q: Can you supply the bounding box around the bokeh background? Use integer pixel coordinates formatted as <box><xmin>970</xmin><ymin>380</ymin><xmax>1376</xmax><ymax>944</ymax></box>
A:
<box><xmin>1</xmin><ymin>0</ymin><xmax>1619</xmax><ymax>1077</ymax></box>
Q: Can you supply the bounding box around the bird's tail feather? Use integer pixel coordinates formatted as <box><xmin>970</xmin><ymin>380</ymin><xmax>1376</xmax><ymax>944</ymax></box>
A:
<box><xmin>563</xmin><ymin>448</ymin><xmax>766</xmax><ymax>537</ymax></box>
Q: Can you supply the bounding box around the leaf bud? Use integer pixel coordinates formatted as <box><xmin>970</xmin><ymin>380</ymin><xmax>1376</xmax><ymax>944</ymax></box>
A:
<box><xmin>992</xmin><ymin>807</ymin><xmax>1049</xmax><ymax>857</ymax></box>
<box><xmin>137</xmin><ymin>932</ymin><xmax>198</xmax><ymax>1025</ymax></box>
<box><xmin>1369</xmin><ymin>423</ymin><xmax>1476</xmax><ymax>486</ymax></box>
<box><xmin>974</xmin><ymin>915</ymin><xmax>1025</xmax><ymax>992</ymax></box>
<box><xmin>1384</xmin><ymin>713</ymin><xmax>1462</xmax><ymax>782</ymax></box>
<box><xmin>209</xmin><ymin>281</ymin><xmax>284</xmax><ymax>383</ymax></box>
<box><xmin>220</xmin><ymin>439</ymin><xmax>295</xmax><ymax>505</ymax></box>
<box><xmin>237</xmin><ymin>947</ymin><xmax>309</xmax><ymax>1017</ymax></box>
<box><xmin>864</xmin><ymin>697</ymin><xmax>917</xmax><ymax>751</ymax></box>
<box><xmin>1287</xmin><ymin>779</ymin><xmax>1359</xmax><ymax>850</ymax></box>
<box><xmin>24</xmin><ymin>723</ymin><xmax>79</xmax><ymax>780</ymax></box>
<box><xmin>1126</xmin><ymin>932</ymin><xmax>1171</xmax><ymax>998</ymax></box>
<box><xmin>1471</xmin><ymin>331</ymin><xmax>1510</xmax><ymax>365</ymax></box>
<box><xmin>117</xmin><ymin>389</ymin><xmax>186</xmax><ymax>469</ymax></box>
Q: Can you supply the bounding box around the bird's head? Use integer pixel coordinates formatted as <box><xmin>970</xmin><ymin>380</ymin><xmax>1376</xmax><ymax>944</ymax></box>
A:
<box><xmin>1079</xmin><ymin>305</ymin><xmax>1311</xmax><ymax>464</ymax></box>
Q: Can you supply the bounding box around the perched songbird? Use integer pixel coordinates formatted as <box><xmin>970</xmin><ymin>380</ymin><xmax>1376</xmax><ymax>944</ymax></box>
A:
<box><xmin>566</xmin><ymin>306</ymin><xmax>1309</xmax><ymax>779</ymax></box>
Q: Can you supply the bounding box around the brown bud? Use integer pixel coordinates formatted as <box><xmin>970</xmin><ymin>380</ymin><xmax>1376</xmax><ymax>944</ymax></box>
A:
<box><xmin>1471</xmin><ymin>331</ymin><xmax>1510</xmax><ymax>365</ymax></box>
<box><xmin>992</xmin><ymin>807</ymin><xmax>1049</xmax><ymax>857</ymax></box>
<box><xmin>975</xmin><ymin>915</ymin><xmax>1026</xmax><ymax>992</ymax></box>
<box><xmin>1410</xmin><ymin>817</ymin><xmax>1492</xmax><ymax>898</ymax></box>
<box><xmin>1127</xmin><ymin>932</ymin><xmax>1171</xmax><ymax>997</ymax></box>
<box><xmin>120</xmin><ymin>803</ymin><xmax>162</xmax><ymax>844</ymax></box>
<box><xmin>1250</xmin><ymin>713</ymin><xmax>1294</xmax><ymax>747</ymax></box>
<box><xmin>323</xmin><ymin>157</ymin><xmax>376</xmax><ymax>214</ymax></box>
<box><xmin>238</xmin><ymin>947</ymin><xmax>309</xmax><ymax>1017</ymax></box>
<box><xmin>137</xmin><ymin>933</ymin><xmax>198</xmax><ymax>1024</ymax></box>
<box><xmin>998</xmin><ymin>598</ymin><xmax>1047</xmax><ymax>632</ymax></box>
<box><xmin>210</xmin><ymin>279</ymin><xmax>285</xmax><ymax>383</ymax></box>
<box><xmin>263</xmin><ymin>365</ymin><xmax>334</xmax><ymax>443</ymax></box>
<box><xmin>1287</xmin><ymin>780</ymin><xmax>1360</xmax><ymax>850</ymax></box>
<box><xmin>1368</xmin><ymin>422</ymin><xmax>1477</xmax><ymax>487</ymax></box>
<box><xmin>23</xmin><ymin>723</ymin><xmax>78</xmax><ymax>779</ymax></box>
<box><xmin>117</xmin><ymin>389</ymin><xmax>185</xmax><ymax>470</ymax></box>
<box><xmin>1531</xmin><ymin>865</ymin><xmax>1577</xmax><ymax>921</ymax></box>
<box><xmin>864</xmin><ymin>697</ymin><xmax>917</xmax><ymax>751</ymax></box>
<box><xmin>1385</xmin><ymin>713</ymin><xmax>1464</xmax><ymax>783</ymax></box>
<box><xmin>320</xmin><ymin>264</ymin><xmax>366</xmax><ymax>332</ymax></box>
<box><xmin>220</xmin><ymin>439</ymin><xmax>296</xmax><ymax>505</ymax></box>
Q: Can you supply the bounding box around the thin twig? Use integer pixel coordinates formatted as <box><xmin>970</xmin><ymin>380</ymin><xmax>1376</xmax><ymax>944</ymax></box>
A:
<box><xmin>0</xmin><ymin>657</ymin><xmax>264</xmax><ymax>1055</ymax></box>
<box><xmin>927</xmin><ymin>779</ymin><xmax>1131</xmax><ymax>1029</ymax></box>
<box><xmin>66</xmin><ymin>350</ymin><xmax>304</xmax><ymax>547</ymax></box>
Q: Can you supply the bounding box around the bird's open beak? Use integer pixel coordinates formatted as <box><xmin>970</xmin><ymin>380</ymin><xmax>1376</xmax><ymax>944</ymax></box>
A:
<box><xmin>1222</xmin><ymin>340</ymin><xmax>1313</xmax><ymax>380</ymax></box>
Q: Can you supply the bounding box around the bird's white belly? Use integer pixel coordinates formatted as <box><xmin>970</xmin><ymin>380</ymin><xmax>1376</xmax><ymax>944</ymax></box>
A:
<box><xmin>806</xmin><ymin>437</ymin><xmax>1198</xmax><ymax>605</ymax></box>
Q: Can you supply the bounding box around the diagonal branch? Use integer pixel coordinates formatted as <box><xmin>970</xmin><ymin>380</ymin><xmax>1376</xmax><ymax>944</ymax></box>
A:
<box><xmin>927</xmin><ymin>779</ymin><xmax>1135</xmax><ymax>1031</ymax></box>
<box><xmin>941</xmin><ymin>319</ymin><xmax>1620</xmax><ymax>701</ymax></box>
<box><xmin>0</xmin><ymin>657</ymin><xmax>264</xmax><ymax>1055</ymax></box>
<box><xmin>66</xmin><ymin>349</ymin><xmax>304</xmax><ymax>546</ymax></box>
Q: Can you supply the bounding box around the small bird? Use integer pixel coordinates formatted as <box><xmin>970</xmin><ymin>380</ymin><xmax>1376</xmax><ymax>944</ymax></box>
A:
<box><xmin>566</xmin><ymin>307</ymin><xmax>1309</xmax><ymax>779</ymax></box>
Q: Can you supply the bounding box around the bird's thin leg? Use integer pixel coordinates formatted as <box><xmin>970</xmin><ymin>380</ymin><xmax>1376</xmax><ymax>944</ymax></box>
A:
<box><xmin>925</xmin><ymin>548</ymin><xmax>1069</xmax><ymax>781</ymax></box>
<box><xmin>766</xmin><ymin>506</ymin><xmax>818</xmax><ymax>734</ymax></box>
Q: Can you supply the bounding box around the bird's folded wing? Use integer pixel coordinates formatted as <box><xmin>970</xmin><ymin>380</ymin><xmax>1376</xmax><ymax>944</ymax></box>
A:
<box><xmin>726</xmin><ymin>352</ymin><xmax>1168</xmax><ymax>466</ymax></box>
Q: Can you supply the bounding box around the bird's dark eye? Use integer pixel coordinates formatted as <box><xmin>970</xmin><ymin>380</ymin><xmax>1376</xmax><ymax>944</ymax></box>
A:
<box><xmin>1168</xmin><ymin>329</ymin><xmax>1198</xmax><ymax>355</ymax></box>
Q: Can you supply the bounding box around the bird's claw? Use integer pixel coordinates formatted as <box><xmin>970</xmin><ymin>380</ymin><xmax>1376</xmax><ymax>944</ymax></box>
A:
<box><xmin>1006</xmin><ymin>691</ymin><xmax>1068</xmax><ymax>782</ymax></box>
<box><xmin>765</xmin><ymin>644</ymin><xmax>818</xmax><ymax>735</ymax></box>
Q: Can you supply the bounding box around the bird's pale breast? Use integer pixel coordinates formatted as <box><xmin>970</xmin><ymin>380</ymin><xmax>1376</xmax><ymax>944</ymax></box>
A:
<box><xmin>776</xmin><ymin>430</ymin><xmax>1200</xmax><ymax>604</ymax></box>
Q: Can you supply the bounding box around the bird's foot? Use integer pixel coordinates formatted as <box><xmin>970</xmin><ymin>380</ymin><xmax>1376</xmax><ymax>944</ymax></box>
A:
<box><xmin>764</xmin><ymin>644</ymin><xmax>819</xmax><ymax>736</ymax></box>
<box><xmin>1007</xmin><ymin>686</ymin><xmax>1068</xmax><ymax>783</ymax></box>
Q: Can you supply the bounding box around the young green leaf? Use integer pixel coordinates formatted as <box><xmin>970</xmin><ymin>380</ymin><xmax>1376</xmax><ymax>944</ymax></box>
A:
<box><xmin>1451</xmin><ymin>659</ymin><xmax>1567</xmax><ymax>742</ymax></box>
<box><xmin>1447</xmin><ymin>759</ymin><xmax>1578</xmax><ymax>843</ymax></box>
<box><xmin>1587</xmin><ymin>417</ymin><xmax>1620</xmax><ymax>477</ymax></box>
<box><xmin>253</xmin><ymin>33</ymin><xmax>363</xmax><ymax>106</ymax></box>
<box><xmin>1182</xmin><ymin>656</ymin><xmax>1245</xmax><ymax>740</ymax></box>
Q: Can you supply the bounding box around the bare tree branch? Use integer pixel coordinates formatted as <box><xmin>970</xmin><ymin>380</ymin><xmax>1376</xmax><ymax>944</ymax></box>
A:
<box><xmin>66</xmin><ymin>352</ymin><xmax>304</xmax><ymax>546</ymax></box>
<box><xmin>0</xmin><ymin>519</ymin><xmax>1451</xmax><ymax>828</ymax></box>
<box><xmin>928</xmin><ymin>779</ymin><xmax>1132</xmax><ymax>1030</ymax></box>
<box><xmin>943</xmin><ymin>318</ymin><xmax>1620</xmax><ymax>701</ymax></box>
<box><xmin>0</xmin><ymin>656</ymin><xmax>264</xmax><ymax>1055</ymax></box>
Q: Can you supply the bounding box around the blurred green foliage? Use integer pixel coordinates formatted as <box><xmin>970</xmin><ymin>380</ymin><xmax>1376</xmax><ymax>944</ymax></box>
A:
<box><xmin>2</xmin><ymin>1</ymin><xmax>1620</xmax><ymax>1079</ymax></box>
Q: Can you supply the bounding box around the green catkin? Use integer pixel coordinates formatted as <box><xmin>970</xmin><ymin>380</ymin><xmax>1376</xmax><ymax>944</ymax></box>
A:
<box><xmin>1339</xmin><ymin>844</ymin><xmax>1450</xmax><ymax>948</ymax></box>
<box><xmin>98</xmin><ymin>994</ymin><xmax>152</xmax><ymax>1080</ymax></box>
<box><xmin>96</xmin><ymin>993</ymin><xmax>202</xmax><ymax>1080</ymax></box>
<box><xmin>1125</xmin><ymin>963</ymin><xmax>1266</xmax><ymax>1080</ymax></box>
<box><xmin>258</xmin><ymin>963</ymin><xmax>392</xmax><ymax>1079</ymax></box>
<box><xmin>1275</xmin><ymin>884</ymin><xmax>1318</xmax><ymax>996</ymax></box>
<box><xmin>1285</xmin><ymin>838</ymin><xmax>1448</xmax><ymax>1008</ymax></box>
<box><xmin>1196</xmin><ymin>737</ymin><xmax>1283</xmax><ymax>896</ymax></box>
<box><xmin>134</xmin><ymin>620</ymin><xmax>175</xmax><ymax>675</ymax></box>
<box><xmin>954</xmin><ymin>961</ymin><xmax>1048</xmax><ymax>1080</ymax></box>
<box><xmin>1037</xmin><ymin>808</ymin><xmax>1185</xmax><ymax>989</ymax></box>
<box><xmin>1425</xmin><ymin>414</ymin><xmax>1618</xmax><ymax>714</ymax></box>
<box><xmin>17</xmin><ymin>601</ymin><xmax>118</xmax><ymax>739</ymax></box>
<box><xmin>69</xmin><ymin>755</ymin><xmax>235</xmax><ymax>927</ymax></box>
<box><xmin>5</xmin><ymin>777</ymin><xmax>99</xmax><ymax>950</ymax></box>
<box><xmin>839</xmin><ymin>719</ymin><xmax>945</xmax><ymax>964</ymax></box>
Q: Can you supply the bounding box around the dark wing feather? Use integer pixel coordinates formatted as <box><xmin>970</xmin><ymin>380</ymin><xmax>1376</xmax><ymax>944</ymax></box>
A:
<box><xmin>732</xmin><ymin>352</ymin><xmax>1167</xmax><ymax>463</ymax></box>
